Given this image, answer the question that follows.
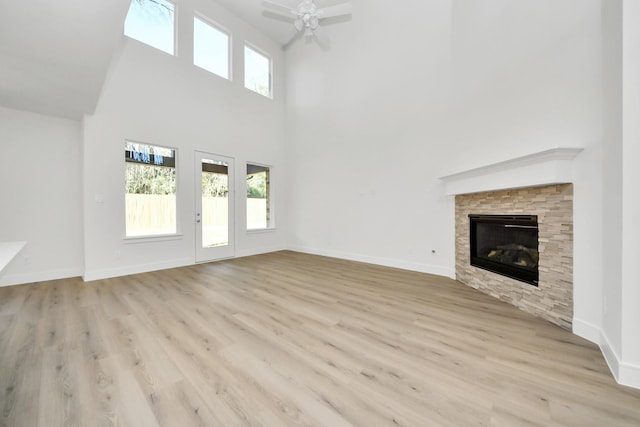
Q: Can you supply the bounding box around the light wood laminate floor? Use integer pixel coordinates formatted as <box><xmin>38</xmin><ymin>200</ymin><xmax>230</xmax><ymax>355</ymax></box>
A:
<box><xmin>1</xmin><ymin>251</ymin><xmax>639</xmax><ymax>426</ymax></box>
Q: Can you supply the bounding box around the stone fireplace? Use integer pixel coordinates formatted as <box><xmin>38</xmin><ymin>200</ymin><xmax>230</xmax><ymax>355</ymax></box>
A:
<box><xmin>456</xmin><ymin>184</ymin><xmax>573</xmax><ymax>329</ymax></box>
<box><xmin>440</xmin><ymin>148</ymin><xmax>581</xmax><ymax>331</ymax></box>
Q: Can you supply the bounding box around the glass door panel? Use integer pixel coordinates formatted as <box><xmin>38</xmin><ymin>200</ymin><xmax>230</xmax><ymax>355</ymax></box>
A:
<box><xmin>195</xmin><ymin>151</ymin><xmax>234</xmax><ymax>262</ymax></box>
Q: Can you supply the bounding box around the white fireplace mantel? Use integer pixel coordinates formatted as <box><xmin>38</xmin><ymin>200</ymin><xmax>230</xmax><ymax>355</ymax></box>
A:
<box><xmin>439</xmin><ymin>148</ymin><xmax>584</xmax><ymax>196</ymax></box>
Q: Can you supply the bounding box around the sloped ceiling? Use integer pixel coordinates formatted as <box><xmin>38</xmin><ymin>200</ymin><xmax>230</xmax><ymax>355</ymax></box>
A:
<box><xmin>0</xmin><ymin>0</ymin><xmax>346</xmax><ymax>120</ymax></box>
<box><xmin>0</xmin><ymin>0</ymin><xmax>130</xmax><ymax>120</ymax></box>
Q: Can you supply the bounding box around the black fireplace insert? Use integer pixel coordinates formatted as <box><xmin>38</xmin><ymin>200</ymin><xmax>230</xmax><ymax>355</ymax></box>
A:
<box><xmin>469</xmin><ymin>214</ymin><xmax>539</xmax><ymax>286</ymax></box>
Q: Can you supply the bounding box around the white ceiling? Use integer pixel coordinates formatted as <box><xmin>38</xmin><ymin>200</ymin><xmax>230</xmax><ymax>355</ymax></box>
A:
<box><xmin>0</xmin><ymin>0</ymin><xmax>344</xmax><ymax>120</ymax></box>
<box><xmin>0</xmin><ymin>0</ymin><xmax>131</xmax><ymax>120</ymax></box>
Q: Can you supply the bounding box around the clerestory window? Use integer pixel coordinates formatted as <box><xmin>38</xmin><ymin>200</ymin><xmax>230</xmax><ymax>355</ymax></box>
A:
<box><xmin>124</xmin><ymin>0</ymin><xmax>176</xmax><ymax>55</ymax></box>
<box><xmin>244</xmin><ymin>45</ymin><xmax>272</xmax><ymax>98</ymax></box>
<box><xmin>194</xmin><ymin>16</ymin><xmax>231</xmax><ymax>79</ymax></box>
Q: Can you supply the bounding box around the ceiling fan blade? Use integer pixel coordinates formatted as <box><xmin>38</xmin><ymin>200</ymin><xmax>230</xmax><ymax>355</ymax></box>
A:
<box><xmin>283</xmin><ymin>30</ymin><xmax>303</xmax><ymax>50</ymax></box>
<box><xmin>262</xmin><ymin>0</ymin><xmax>297</xmax><ymax>17</ymax></box>
<box><xmin>262</xmin><ymin>10</ymin><xmax>295</xmax><ymax>23</ymax></box>
<box><xmin>312</xmin><ymin>26</ymin><xmax>331</xmax><ymax>49</ymax></box>
<box><xmin>317</xmin><ymin>2</ymin><xmax>352</xmax><ymax>19</ymax></box>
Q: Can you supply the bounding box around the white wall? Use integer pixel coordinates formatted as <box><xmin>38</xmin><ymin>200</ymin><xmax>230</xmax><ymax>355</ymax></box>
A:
<box><xmin>594</xmin><ymin>0</ymin><xmax>640</xmax><ymax>389</ymax></box>
<box><xmin>285</xmin><ymin>1</ymin><xmax>456</xmax><ymax>276</ymax></box>
<box><xmin>285</xmin><ymin>0</ymin><xmax>603</xmax><ymax>301</ymax></box>
<box><xmin>600</xmin><ymin>0</ymin><xmax>624</xmax><ymax>375</ymax></box>
<box><xmin>83</xmin><ymin>0</ymin><xmax>287</xmax><ymax>280</ymax></box>
<box><xmin>0</xmin><ymin>106</ymin><xmax>83</xmax><ymax>285</ymax></box>
<box><xmin>620</xmin><ymin>0</ymin><xmax>640</xmax><ymax>386</ymax></box>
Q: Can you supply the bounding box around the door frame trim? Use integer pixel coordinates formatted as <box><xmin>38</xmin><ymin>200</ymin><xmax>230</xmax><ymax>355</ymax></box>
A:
<box><xmin>194</xmin><ymin>150</ymin><xmax>236</xmax><ymax>263</ymax></box>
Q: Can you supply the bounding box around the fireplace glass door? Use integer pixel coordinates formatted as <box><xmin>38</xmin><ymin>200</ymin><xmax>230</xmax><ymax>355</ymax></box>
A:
<box><xmin>469</xmin><ymin>215</ymin><xmax>539</xmax><ymax>286</ymax></box>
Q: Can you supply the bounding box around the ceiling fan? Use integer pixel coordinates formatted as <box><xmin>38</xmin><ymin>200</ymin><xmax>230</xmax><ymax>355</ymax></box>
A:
<box><xmin>262</xmin><ymin>0</ymin><xmax>352</xmax><ymax>47</ymax></box>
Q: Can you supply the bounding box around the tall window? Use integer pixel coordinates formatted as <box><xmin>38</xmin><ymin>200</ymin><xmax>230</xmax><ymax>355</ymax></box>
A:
<box><xmin>194</xmin><ymin>16</ymin><xmax>230</xmax><ymax>79</ymax></box>
<box><xmin>125</xmin><ymin>142</ymin><xmax>177</xmax><ymax>237</ymax></box>
<box><xmin>244</xmin><ymin>45</ymin><xmax>272</xmax><ymax>98</ymax></box>
<box><xmin>124</xmin><ymin>0</ymin><xmax>175</xmax><ymax>55</ymax></box>
<box><xmin>246</xmin><ymin>164</ymin><xmax>271</xmax><ymax>230</ymax></box>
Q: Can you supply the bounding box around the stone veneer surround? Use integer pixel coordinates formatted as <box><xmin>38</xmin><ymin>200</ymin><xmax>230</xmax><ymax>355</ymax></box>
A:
<box><xmin>455</xmin><ymin>184</ymin><xmax>573</xmax><ymax>330</ymax></box>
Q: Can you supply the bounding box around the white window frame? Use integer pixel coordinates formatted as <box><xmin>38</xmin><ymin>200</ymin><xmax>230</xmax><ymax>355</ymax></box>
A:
<box><xmin>193</xmin><ymin>13</ymin><xmax>232</xmax><ymax>80</ymax></box>
<box><xmin>246</xmin><ymin>162</ymin><xmax>274</xmax><ymax>231</ymax></box>
<box><xmin>124</xmin><ymin>140</ymin><xmax>180</xmax><ymax>239</ymax></box>
<box><xmin>244</xmin><ymin>43</ymin><xmax>273</xmax><ymax>99</ymax></box>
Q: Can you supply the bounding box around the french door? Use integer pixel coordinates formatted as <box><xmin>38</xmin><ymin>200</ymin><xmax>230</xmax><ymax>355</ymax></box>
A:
<box><xmin>195</xmin><ymin>151</ymin><xmax>235</xmax><ymax>262</ymax></box>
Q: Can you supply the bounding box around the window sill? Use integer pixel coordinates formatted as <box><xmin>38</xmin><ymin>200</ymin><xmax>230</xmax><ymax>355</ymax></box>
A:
<box><xmin>124</xmin><ymin>234</ymin><xmax>184</xmax><ymax>244</ymax></box>
<box><xmin>246</xmin><ymin>228</ymin><xmax>276</xmax><ymax>234</ymax></box>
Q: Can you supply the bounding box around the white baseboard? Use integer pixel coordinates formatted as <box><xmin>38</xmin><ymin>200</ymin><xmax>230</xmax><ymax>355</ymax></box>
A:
<box><xmin>83</xmin><ymin>257</ymin><xmax>193</xmax><ymax>282</ymax></box>
<box><xmin>574</xmin><ymin>317</ymin><xmax>640</xmax><ymax>390</ymax></box>
<box><xmin>83</xmin><ymin>246</ymin><xmax>287</xmax><ymax>282</ymax></box>
<box><xmin>600</xmin><ymin>330</ymin><xmax>640</xmax><ymax>389</ymax></box>
<box><xmin>572</xmin><ymin>317</ymin><xmax>602</xmax><ymax>344</ymax></box>
<box><xmin>0</xmin><ymin>267</ymin><xmax>83</xmax><ymax>287</ymax></box>
<box><xmin>287</xmin><ymin>245</ymin><xmax>456</xmax><ymax>279</ymax></box>
<box><xmin>236</xmin><ymin>245</ymin><xmax>287</xmax><ymax>259</ymax></box>
<box><xmin>618</xmin><ymin>361</ymin><xmax>640</xmax><ymax>389</ymax></box>
<box><xmin>600</xmin><ymin>333</ymin><xmax>620</xmax><ymax>380</ymax></box>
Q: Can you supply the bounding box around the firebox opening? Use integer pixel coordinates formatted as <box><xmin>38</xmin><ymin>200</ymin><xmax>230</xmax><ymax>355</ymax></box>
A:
<box><xmin>469</xmin><ymin>214</ymin><xmax>539</xmax><ymax>286</ymax></box>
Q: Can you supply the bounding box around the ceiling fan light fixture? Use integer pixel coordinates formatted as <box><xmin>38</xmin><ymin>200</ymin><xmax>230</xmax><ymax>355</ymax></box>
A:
<box><xmin>299</xmin><ymin>0</ymin><xmax>316</xmax><ymax>14</ymax></box>
<box><xmin>309</xmin><ymin>16</ymin><xmax>319</xmax><ymax>29</ymax></box>
<box><xmin>262</xmin><ymin>0</ymin><xmax>353</xmax><ymax>47</ymax></box>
